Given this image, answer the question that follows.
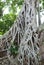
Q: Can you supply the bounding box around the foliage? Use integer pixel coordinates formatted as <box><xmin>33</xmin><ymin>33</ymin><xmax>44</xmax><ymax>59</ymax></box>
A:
<box><xmin>40</xmin><ymin>0</ymin><xmax>44</xmax><ymax>9</ymax></box>
<box><xmin>9</xmin><ymin>42</ymin><xmax>19</xmax><ymax>56</ymax></box>
<box><xmin>0</xmin><ymin>0</ymin><xmax>24</xmax><ymax>35</ymax></box>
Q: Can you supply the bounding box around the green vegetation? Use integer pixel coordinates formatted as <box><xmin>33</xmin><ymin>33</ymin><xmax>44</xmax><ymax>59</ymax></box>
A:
<box><xmin>0</xmin><ymin>0</ymin><xmax>24</xmax><ymax>35</ymax></box>
<box><xmin>9</xmin><ymin>42</ymin><xmax>19</xmax><ymax>57</ymax></box>
<box><xmin>41</xmin><ymin>0</ymin><xmax>44</xmax><ymax>9</ymax></box>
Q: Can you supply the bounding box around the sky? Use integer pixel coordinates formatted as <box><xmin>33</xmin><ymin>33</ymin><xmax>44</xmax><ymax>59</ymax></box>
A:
<box><xmin>40</xmin><ymin>11</ymin><xmax>44</xmax><ymax>23</ymax></box>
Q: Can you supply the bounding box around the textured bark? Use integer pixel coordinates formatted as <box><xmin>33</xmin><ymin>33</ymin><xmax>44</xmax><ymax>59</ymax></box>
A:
<box><xmin>38</xmin><ymin>30</ymin><xmax>44</xmax><ymax>65</ymax></box>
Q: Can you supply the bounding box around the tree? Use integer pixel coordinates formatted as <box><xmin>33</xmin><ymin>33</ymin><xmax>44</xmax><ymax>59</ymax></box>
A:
<box><xmin>0</xmin><ymin>0</ymin><xmax>44</xmax><ymax>35</ymax></box>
